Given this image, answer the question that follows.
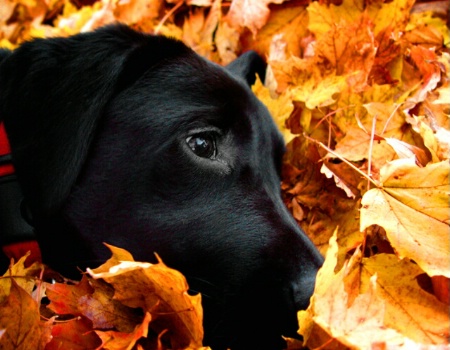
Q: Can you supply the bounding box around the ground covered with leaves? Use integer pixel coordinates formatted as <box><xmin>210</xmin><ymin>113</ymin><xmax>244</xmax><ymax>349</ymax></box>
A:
<box><xmin>0</xmin><ymin>0</ymin><xmax>449</xmax><ymax>349</ymax></box>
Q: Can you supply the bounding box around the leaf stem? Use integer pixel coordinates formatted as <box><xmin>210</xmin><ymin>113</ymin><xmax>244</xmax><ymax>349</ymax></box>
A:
<box><xmin>303</xmin><ymin>134</ymin><xmax>380</xmax><ymax>188</ymax></box>
<box><xmin>367</xmin><ymin>115</ymin><xmax>377</xmax><ymax>190</ymax></box>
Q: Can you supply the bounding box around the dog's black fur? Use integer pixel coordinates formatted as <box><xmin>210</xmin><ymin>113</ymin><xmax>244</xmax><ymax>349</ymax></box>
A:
<box><xmin>0</xmin><ymin>25</ymin><xmax>323</xmax><ymax>349</ymax></box>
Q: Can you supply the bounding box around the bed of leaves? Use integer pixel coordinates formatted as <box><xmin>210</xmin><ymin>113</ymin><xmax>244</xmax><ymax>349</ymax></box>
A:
<box><xmin>1</xmin><ymin>0</ymin><xmax>449</xmax><ymax>349</ymax></box>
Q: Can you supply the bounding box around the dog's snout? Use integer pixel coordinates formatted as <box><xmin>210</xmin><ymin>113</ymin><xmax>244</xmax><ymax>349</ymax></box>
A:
<box><xmin>290</xmin><ymin>228</ymin><xmax>324</xmax><ymax>311</ymax></box>
<box><xmin>271</xmin><ymin>199</ymin><xmax>324</xmax><ymax>309</ymax></box>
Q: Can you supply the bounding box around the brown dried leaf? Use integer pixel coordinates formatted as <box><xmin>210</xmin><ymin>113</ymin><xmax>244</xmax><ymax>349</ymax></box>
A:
<box><xmin>78</xmin><ymin>278</ymin><xmax>142</xmax><ymax>333</ymax></box>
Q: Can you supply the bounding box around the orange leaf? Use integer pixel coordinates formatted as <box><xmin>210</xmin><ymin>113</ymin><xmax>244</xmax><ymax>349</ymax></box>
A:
<box><xmin>45</xmin><ymin>316</ymin><xmax>101</xmax><ymax>350</ymax></box>
<box><xmin>95</xmin><ymin>312</ymin><xmax>151</xmax><ymax>350</ymax></box>
<box><xmin>46</xmin><ymin>275</ymin><xmax>94</xmax><ymax>315</ymax></box>
<box><xmin>409</xmin><ymin>45</ymin><xmax>442</xmax><ymax>103</ymax></box>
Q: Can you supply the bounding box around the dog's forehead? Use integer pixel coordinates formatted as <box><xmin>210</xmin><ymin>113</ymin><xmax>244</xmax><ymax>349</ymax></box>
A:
<box><xmin>115</xmin><ymin>54</ymin><xmax>281</xmax><ymax>141</ymax></box>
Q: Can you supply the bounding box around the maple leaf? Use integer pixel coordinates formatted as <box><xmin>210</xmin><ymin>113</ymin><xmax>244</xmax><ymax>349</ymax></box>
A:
<box><xmin>0</xmin><ymin>253</ymin><xmax>42</xmax><ymax>303</ymax></box>
<box><xmin>360</xmin><ymin>159</ymin><xmax>450</xmax><ymax>278</ymax></box>
<box><xmin>0</xmin><ymin>280</ymin><xmax>51</xmax><ymax>350</ymax></box>
<box><xmin>313</xmin><ymin>13</ymin><xmax>377</xmax><ymax>89</ymax></box>
<box><xmin>87</xmin><ymin>245</ymin><xmax>204</xmax><ymax>349</ymax></box>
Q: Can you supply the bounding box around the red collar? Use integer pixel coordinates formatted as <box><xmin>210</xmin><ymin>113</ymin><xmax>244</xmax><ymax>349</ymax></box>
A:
<box><xmin>0</xmin><ymin>122</ymin><xmax>15</xmax><ymax>178</ymax></box>
<box><xmin>0</xmin><ymin>122</ymin><xmax>41</xmax><ymax>266</ymax></box>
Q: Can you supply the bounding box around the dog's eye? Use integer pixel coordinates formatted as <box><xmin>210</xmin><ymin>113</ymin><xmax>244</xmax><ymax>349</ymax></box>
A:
<box><xmin>186</xmin><ymin>133</ymin><xmax>216</xmax><ymax>159</ymax></box>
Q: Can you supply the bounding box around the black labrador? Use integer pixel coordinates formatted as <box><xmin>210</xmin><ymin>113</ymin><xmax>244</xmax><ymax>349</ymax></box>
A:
<box><xmin>0</xmin><ymin>25</ymin><xmax>323</xmax><ymax>349</ymax></box>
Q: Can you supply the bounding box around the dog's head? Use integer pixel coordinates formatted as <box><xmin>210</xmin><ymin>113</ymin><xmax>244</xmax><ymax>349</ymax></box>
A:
<box><xmin>0</xmin><ymin>25</ymin><xmax>323</xmax><ymax>349</ymax></box>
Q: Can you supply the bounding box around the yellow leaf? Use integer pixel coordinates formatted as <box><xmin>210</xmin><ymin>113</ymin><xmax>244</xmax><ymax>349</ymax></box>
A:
<box><xmin>307</xmin><ymin>0</ymin><xmax>362</xmax><ymax>41</ymax></box>
<box><xmin>308</xmin><ymin>0</ymin><xmax>415</xmax><ymax>40</ymax></box>
<box><xmin>291</xmin><ymin>73</ymin><xmax>347</xmax><ymax>109</ymax></box>
<box><xmin>405</xmin><ymin>13</ymin><xmax>447</xmax><ymax>50</ymax></box>
<box><xmin>0</xmin><ymin>253</ymin><xmax>42</xmax><ymax>303</ymax></box>
<box><xmin>252</xmin><ymin>76</ymin><xmax>295</xmax><ymax>143</ymax></box>
<box><xmin>381</xmin><ymin>159</ymin><xmax>450</xmax><ymax>223</ymax></box>
<box><xmin>242</xmin><ymin>4</ymin><xmax>309</xmax><ymax>59</ymax></box>
<box><xmin>366</xmin><ymin>0</ymin><xmax>415</xmax><ymax>37</ymax></box>
<box><xmin>361</xmin><ymin>254</ymin><xmax>450</xmax><ymax>344</ymax></box>
<box><xmin>360</xmin><ymin>159</ymin><xmax>450</xmax><ymax>277</ymax></box>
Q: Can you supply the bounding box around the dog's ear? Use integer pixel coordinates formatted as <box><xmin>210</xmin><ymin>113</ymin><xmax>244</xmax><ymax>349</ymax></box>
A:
<box><xmin>225</xmin><ymin>51</ymin><xmax>266</xmax><ymax>86</ymax></box>
<box><xmin>0</xmin><ymin>25</ymin><xmax>190</xmax><ymax>217</ymax></box>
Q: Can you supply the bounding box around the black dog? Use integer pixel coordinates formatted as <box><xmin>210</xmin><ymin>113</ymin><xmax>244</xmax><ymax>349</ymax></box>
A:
<box><xmin>0</xmin><ymin>25</ymin><xmax>323</xmax><ymax>349</ymax></box>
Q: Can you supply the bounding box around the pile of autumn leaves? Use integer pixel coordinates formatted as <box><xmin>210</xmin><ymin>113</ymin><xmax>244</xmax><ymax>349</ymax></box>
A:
<box><xmin>1</xmin><ymin>0</ymin><xmax>449</xmax><ymax>349</ymax></box>
<box><xmin>1</xmin><ymin>246</ymin><xmax>206</xmax><ymax>349</ymax></box>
